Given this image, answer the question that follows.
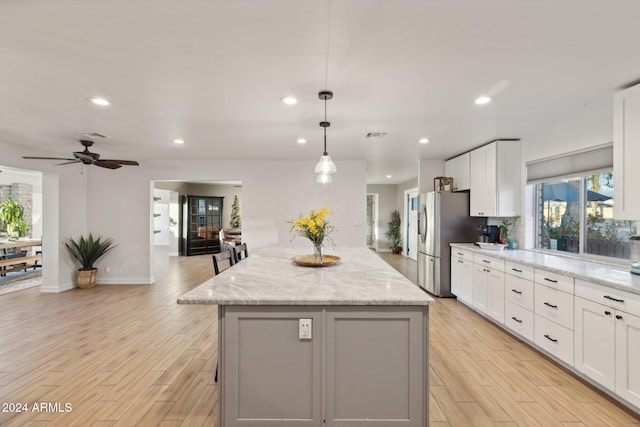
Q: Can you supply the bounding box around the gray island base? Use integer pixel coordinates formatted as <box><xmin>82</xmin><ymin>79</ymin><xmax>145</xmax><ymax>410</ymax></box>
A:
<box><xmin>178</xmin><ymin>247</ymin><xmax>434</xmax><ymax>427</ymax></box>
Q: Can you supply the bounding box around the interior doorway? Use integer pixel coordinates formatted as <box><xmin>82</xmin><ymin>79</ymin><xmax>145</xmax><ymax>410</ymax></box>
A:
<box><xmin>403</xmin><ymin>187</ymin><xmax>418</xmax><ymax>260</ymax></box>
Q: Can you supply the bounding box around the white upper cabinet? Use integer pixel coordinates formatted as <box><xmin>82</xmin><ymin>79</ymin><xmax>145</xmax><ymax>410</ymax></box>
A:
<box><xmin>614</xmin><ymin>83</ymin><xmax>640</xmax><ymax>220</ymax></box>
<box><xmin>469</xmin><ymin>140</ymin><xmax>521</xmax><ymax>217</ymax></box>
<box><xmin>444</xmin><ymin>152</ymin><xmax>470</xmax><ymax>191</ymax></box>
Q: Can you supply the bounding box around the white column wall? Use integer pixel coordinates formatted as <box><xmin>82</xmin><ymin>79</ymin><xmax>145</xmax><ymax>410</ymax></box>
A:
<box><xmin>0</xmin><ymin>140</ymin><xmax>88</xmax><ymax>292</ymax></box>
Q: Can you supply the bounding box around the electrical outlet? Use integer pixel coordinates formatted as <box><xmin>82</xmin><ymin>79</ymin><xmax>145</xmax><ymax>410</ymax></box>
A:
<box><xmin>299</xmin><ymin>318</ymin><xmax>312</xmax><ymax>340</ymax></box>
<box><xmin>105</xmin><ymin>266</ymin><xmax>110</xmax><ymax>274</ymax></box>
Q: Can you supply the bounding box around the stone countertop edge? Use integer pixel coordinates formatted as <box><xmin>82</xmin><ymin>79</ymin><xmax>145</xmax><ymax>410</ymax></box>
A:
<box><xmin>177</xmin><ymin>247</ymin><xmax>435</xmax><ymax>306</ymax></box>
<box><xmin>451</xmin><ymin>242</ymin><xmax>640</xmax><ymax>295</ymax></box>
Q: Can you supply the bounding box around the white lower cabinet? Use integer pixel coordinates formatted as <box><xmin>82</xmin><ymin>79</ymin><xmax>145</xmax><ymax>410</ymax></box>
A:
<box><xmin>575</xmin><ymin>278</ymin><xmax>640</xmax><ymax>409</ymax></box>
<box><xmin>534</xmin><ymin>283</ymin><xmax>574</xmax><ymax>330</ymax></box>
<box><xmin>473</xmin><ymin>254</ymin><xmax>505</xmax><ymax>323</ymax></box>
<box><xmin>615</xmin><ymin>309</ymin><xmax>640</xmax><ymax>407</ymax></box>
<box><xmin>505</xmin><ymin>300</ymin><xmax>534</xmax><ymax>341</ymax></box>
<box><xmin>575</xmin><ymin>296</ymin><xmax>615</xmax><ymax>390</ymax></box>
<box><xmin>534</xmin><ymin>314</ymin><xmax>574</xmax><ymax>366</ymax></box>
<box><xmin>450</xmin><ymin>248</ymin><xmax>640</xmax><ymax>412</ymax></box>
<box><xmin>451</xmin><ymin>251</ymin><xmax>474</xmax><ymax>305</ymax></box>
<box><xmin>473</xmin><ymin>264</ymin><xmax>504</xmax><ymax>323</ymax></box>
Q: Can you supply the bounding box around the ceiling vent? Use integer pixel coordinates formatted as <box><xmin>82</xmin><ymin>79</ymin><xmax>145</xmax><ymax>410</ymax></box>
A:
<box><xmin>80</xmin><ymin>132</ymin><xmax>109</xmax><ymax>138</ymax></box>
<box><xmin>366</xmin><ymin>132</ymin><xmax>387</xmax><ymax>138</ymax></box>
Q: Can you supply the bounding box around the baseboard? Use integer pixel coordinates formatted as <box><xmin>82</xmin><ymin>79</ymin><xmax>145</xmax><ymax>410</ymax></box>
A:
<box><xmin>97</xmin><ymin>277</ymin><xmax>155</xmax><ymax>285</ymax></box>
<box><xmin>40</xmin><ymin>281</ymin><xmax>75</xmax><ymax>293</ymax></box>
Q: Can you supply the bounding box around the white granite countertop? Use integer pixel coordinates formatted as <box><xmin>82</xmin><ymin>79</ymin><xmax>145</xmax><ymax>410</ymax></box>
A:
<box><xmin>177</xmin><ymin>247</ymin><xmax>434</xmax><ymax>306</ymax></box>
<box><xmin>451</xmin><ymin>243</ymin><xmax>640</xmax><ymax>295</ymax></box>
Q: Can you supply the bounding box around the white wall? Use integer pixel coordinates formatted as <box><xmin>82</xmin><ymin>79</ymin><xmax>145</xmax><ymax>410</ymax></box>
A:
<box><xmin>84</xmin><ymin>159</ymin><xmax>366</xmax><ymax>285</ymax></box>
<box><xmin>418</xmin><ymin>160</ymin><xmax>445</xmax><ymax>193</ymax></box>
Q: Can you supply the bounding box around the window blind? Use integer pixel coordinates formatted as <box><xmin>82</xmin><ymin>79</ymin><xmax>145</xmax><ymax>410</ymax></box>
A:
<box><xmin>526</xmin><ymin>144</ymin><xmax>613</xmax><ymax>184</ymax></box>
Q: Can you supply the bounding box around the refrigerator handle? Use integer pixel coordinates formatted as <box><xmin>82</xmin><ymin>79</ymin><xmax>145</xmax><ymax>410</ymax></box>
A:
<box><xmin>417</xmin><ymin>210</ymin><xmax>421</xmax><ymax>235</ymax></box>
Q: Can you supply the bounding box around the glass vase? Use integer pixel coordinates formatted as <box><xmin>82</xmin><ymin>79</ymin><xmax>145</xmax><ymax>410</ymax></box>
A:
<box><xmin>312</xmin><ymin>241</ymin><xmax>324</xmax><ymax>263</ymax></box>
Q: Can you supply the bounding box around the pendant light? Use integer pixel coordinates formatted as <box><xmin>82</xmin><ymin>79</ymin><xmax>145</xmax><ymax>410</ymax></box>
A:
<box><xmin>315</xmin><ymin>90</ymin><xmax>337</xmax><ymax>180</ymax></box>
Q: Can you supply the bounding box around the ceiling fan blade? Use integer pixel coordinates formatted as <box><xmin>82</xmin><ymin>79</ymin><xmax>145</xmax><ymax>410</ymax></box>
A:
<box><xmin>55</xmin><ymin>160</ymin><xmax>81</xmax><ymax>166</ymax></box>
<box><xmin>23</xmin><ymin>156</ymin><xmax>76</xmax><ymax>161</ymax></box>
<box><xmin>94</xmin><ymin>161</ymin><xmax>122</xmax><ymax>170</ymax></box>
<box><xmin>99</xmin><ymin>159</ymin><xmax>140</xmax><ymax>166</ymax></box>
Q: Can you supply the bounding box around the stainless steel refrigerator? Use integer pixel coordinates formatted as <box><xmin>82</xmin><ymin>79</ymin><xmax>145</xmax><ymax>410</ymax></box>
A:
<box><xmin>417</xmin><ymin>191</ymin><xmax>485</xmax><ymax>297</ymax></box>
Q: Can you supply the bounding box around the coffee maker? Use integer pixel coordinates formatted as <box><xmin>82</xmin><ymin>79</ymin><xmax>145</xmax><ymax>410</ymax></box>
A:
<box><xmin>478</xmin><ymin>225</ymin><xmax>501</xmax><ymax>243</ymax></box>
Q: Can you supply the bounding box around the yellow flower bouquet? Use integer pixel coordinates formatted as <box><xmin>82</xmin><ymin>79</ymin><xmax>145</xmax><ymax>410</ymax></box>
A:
<box><xmin>290</xmin><ymin>206</ymin><xmax>335</xmax><ymax>262</ymax></box>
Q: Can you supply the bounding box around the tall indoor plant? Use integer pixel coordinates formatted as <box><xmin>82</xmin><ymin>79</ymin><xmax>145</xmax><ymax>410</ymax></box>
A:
<box><xmin>65</xmin><ymin>233</ymin><xmax>115</xmax><ymax>288</ymax></box>
<box><xmin>0</xmin><ymin>198</ymin><xmax>25</xmax><ymax>240</ymax></box>
<box><xmin>386</xmin><ymin>209</ymin><xmax>402</xmax><ymax>254</ymax></box>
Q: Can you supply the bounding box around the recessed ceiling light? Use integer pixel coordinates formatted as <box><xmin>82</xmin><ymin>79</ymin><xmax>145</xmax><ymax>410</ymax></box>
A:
<box><xmin>173</xmin><ymin>139</ymin><xmax>184</xmax><ymax>144</ymax></box>
<box><xmin>419</xmin><ymin>138</ymin><xmax>430</xmax><ymax>144</ymax></box>
<box><xmin>475</xmin><ymin>96</ymin><xmax>492</xmax><ymax>105</ymax></box>
<box><xmin>386</xmin><ymin>174</ymin><xmax>392</xmax><ymax>179</ymax></box>
<box><xmin>281</xmin><ymin>96</ymin><xmax>298</xmax><ymax>105</ymax></box>
<box><xmin>89</xmin><ymin>97</ymin><xmax>110</xmax><ymax>106</ymax></box>
<box><xmin>297</xmin><ymin>138</ymin><xmax>307</xmax><ymax>144</ymax></box>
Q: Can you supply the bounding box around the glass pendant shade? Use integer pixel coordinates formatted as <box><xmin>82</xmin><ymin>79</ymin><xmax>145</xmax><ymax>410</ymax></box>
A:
<box><xmin>316</xmin><ymin>172</ymin><xmax>333</xmax><ymax>184</ymax></box>
<box><xmin>314</xmin><ymin>155</ymin><xmax>337</xmax><ymax>174</ymax></box>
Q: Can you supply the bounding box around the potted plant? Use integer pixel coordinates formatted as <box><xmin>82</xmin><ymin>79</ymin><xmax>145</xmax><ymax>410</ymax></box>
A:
<box><xmin>15</xmin><ymin>219</ymin><xmax>30</xmax><ymax>239</ymax></box>
<box><xmin>499</xmin><ymin>215</ymin><xmax>520</xmax><ymax>249</ymax></box>
<box><xmin>65</xmin><ymin>233</ymin><xmax>115</xmax><ymax>288</ymax></box>
<box><xmin>0</xmin><ymin>198</ymin><xmax>25</xmax><ymax>241</ymax></box>
<box><xmin>386</xmin><ymin>209</ymin><xmax>402</xmax><ymax>254</ymax></box>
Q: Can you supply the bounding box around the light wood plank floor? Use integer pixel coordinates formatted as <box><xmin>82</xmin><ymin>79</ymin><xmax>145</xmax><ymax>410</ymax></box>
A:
<box><xmin>0</xmin><ymin>249</ymin><xmax>637</xmax><ymax>426</ymax></box>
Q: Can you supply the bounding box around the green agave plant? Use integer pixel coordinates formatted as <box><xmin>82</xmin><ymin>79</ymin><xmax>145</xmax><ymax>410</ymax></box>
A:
<box><xmin>65</xmin><ymin>233</ymin><xmax>115</xmax><ymax>271</ymax></box>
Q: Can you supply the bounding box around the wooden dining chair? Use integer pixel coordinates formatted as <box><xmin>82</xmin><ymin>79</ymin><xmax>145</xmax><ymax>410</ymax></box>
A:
<box><xmin>233</xmin><ymin>243</ymin><xmax>249</xmax><ymax>263</ymax></box>
<box><xmin>212</xmin><ymin>248</ymin><xmax>235</xmax><ymax>275</ymax></box>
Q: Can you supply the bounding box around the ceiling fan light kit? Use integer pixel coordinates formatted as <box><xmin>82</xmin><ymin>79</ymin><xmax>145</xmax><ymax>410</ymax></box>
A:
<box><xmin>315</xmin><ymin>90</ymin><xmax>337</xmax><ymax>183</ymax></box>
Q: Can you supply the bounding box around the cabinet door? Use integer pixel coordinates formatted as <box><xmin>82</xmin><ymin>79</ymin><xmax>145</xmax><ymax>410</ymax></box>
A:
<box><xmin>615</xmin><ymin>310</ymin><xmax>640</xmax><ymax>407</ymax></box>
<box><xmin>487</xmin><ymin>269</ymin><xmax>505</xmax><ymax>324</ymax></box>
<box><xmin>445</xmin><ymin>153</ymin><xmax>470</xmax><ymax>191</ymax></box>
<box><xmin>452</xmin><ymin>256</ymin><xmax>473</xmax><ymax>306</ymax></box>
<box><xmin>474</xmin><ymin>264</ymin><xmax>488</xmax><ymax>314</ymax></box>
<box><xmin>574</xmin><ymin>297</ymin><xmax>615</xmax><ymax>390</ymax></box>
<box><xmin>223</xmin><ymin>307</ymin><xmax>323</xmax><ymax>426</ymax></box>
<box><xmin>614</xmin><ymin>83</ymin><xmax>640</xmax><ymax>220</ymax></box>
<box><xmin>469</xmin><ymin>148</ymin><xmax>486</xmax><ymax>216</ymax></box>
<box><xmin>325</xmin><ymin>307</ymin><xmax>427</xmax><ymax>426</ymax></box>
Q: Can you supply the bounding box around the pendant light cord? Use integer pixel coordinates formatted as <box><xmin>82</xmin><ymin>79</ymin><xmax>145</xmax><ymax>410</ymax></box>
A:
<box><xmin>323</xmin><ymin>98</ymin><xmax>328</xmax><ymax>155</ymax></box>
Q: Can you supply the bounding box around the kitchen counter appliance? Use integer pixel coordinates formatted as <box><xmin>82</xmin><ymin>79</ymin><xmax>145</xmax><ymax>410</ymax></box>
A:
<box><xmin>417</xmin><ymin>191</ymin><xmax>485</xmax><ymax>296</ymax></box>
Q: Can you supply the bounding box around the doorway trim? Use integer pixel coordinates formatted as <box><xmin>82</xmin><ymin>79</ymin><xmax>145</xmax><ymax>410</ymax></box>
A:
<box><xmin>403</xmin><ymin>187</ymin><xmax>418</xmax><ymax>260</ymax></box>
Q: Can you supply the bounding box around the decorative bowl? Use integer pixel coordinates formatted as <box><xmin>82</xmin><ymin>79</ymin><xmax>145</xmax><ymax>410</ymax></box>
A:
<box><xmin>292</xmin><ymin>254</ymin><xmax>341</xmax><ymax>267</ymax></box>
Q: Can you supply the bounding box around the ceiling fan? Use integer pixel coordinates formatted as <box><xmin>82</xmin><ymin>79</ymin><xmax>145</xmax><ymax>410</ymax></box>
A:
<box><xmin>23</xmin><ymin>140</ymin><xmax>140</xmax><ymax>169</ymax></box>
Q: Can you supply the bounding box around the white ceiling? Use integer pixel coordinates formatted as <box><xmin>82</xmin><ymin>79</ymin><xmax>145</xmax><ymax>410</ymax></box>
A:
<box><xmin>2</xmin><ymin>1</ymin><xmax>640</xmax><ymax>184</ymax></box>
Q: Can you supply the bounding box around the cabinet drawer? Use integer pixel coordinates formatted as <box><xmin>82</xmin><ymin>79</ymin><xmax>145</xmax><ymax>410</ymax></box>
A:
<box><xmin>505</xmin><ymin>261</ymin><xmax>534</xmax><ymax>281</ymax></box>
<box><xmin>534</xmin><ymin>284</ymin><xmax>574</xmax><ymax>330</ymax></box>
<box><xmin>534</xmin><ymin>268</ymin><xmax>574</xmax><ymax>294</ymax></box>
<box><xmin>451</xmin><ymin>248</ymin><xmax>474</xmax><ymax>261</ymax></box>
<box><xmin>505</xmin><ymin>301</ymin><xmax>534</xmax><ymax>342</ymax></box>
<box><xmin>506</xmin><ymin>276</ymin><xmax>534</xmax><ymax>311</ymax></box>
<box><xmin>535</xmin><ymin>314</ymin><xmax>574</xmax><ymax>366</ymax></box>
<box><xmin>575</xmin><ymin>279</ymin><xmax>640</xmax><ymax>317</ymax></box>
<box><xmin>473</xmin><ymin>254</ymin><xmax>505</xmax><ymax>272</ymax></box>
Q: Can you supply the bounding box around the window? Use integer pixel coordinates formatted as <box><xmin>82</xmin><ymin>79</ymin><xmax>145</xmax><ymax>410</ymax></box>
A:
<box><xmin>536</xmin><ymin>171</ymin><xmax>637</xmax><ymax>260</ymax></box>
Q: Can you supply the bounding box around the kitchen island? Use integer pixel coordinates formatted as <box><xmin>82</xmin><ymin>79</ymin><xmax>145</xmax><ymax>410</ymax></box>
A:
<box><xmin>178</xmin><ymin>247</ymin><xmax>434</xmax><ymax>427</ymax></box>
